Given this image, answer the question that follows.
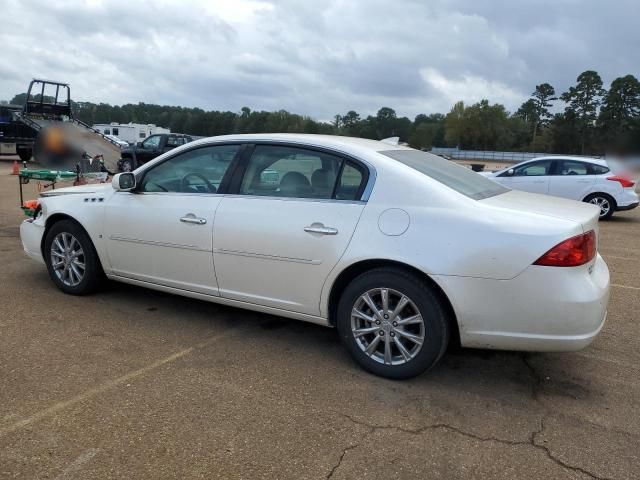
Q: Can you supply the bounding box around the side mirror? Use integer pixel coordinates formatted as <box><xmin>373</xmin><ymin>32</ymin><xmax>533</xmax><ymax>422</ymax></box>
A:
<box><xmin>112</xmin><ymin>172</ymin><xmax>136</xmax><ymax>191</ymax></box>
<box><xmin>506</xmin><ymin>168</ymin><xmax>515</xmax><ymax>177</ymax></box>
<box><xmin>136</xmin><ymin>142</ymin><xmax>143</xmax><ymax>148</ymax></box>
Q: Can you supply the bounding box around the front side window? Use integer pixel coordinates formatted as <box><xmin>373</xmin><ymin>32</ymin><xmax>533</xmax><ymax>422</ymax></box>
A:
<box><xmin>240</xmin><ymin>145</ymin><xmax>345</xmax><ymax>199</ymax></box>
<box><xmin>139</xmin><ymin>132</ymin><xmax>146</xmax><ymax>138</ymax></box>
<box><xmin>559</xmin><ymin>160</ymin><xmax>588</xmax><ymax>175</ymax></box>
<box><xmin>104</xmin><ymin>129</ymin><xmax>111</xmax><ymax>135</ymax></box>
<box><xmin>142</xmin><ymin>135</ymin><xmax>161</xmax><ymax>149</ymax></box>
<box><xmin>381</xmin><ymin>149</ymin><xmax>507</xmax><ymax>200</ymax></box>
<box><xmin>140</xmin><ymin>144</ymin><xmax>241</xmax><ymax>193</ymax></box>
<box><xmin>512</xmin><ymin>160</ymin><xmax>553</xmax><ymax>177</ymax></box>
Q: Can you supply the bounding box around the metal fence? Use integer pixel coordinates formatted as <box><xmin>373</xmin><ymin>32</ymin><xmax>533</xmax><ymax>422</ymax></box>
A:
<box><xmin>430</xmin><ymin>147</ymin><xmax>602</xmax><ymax>163</ymax></box>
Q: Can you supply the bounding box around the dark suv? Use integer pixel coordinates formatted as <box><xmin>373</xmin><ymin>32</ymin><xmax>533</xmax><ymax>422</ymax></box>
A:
<box><xmin>118</xmin><ymin>133</ymin><xmax>193</xmax><ymax>172</ymax></box>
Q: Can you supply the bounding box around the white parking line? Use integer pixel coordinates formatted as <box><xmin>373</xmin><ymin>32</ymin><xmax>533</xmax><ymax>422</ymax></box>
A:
<box><xmin>0</xmin><ymin>331</ymin><xmax>233</xmax><ymax>438</ymax></box>
<box><xmin>54</xmin><ymin>448</ymin><xmax>100</xmax><ymax>480</ymax></box>
<box><xmin>603</xmin><ymin>255</ymin><xmax>640</xmax><ymax>261</ymax></box>
<box><xmin>611</xmin><ymin>284</ymin><xmax>640</xmax><ymax>291</ymax></box>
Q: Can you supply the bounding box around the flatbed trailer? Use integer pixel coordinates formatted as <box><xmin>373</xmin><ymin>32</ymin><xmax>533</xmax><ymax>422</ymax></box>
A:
<box><xmin>3</xmin><ymin>79</ymin><xmax>122</xmax><ymax>172</ymax></box>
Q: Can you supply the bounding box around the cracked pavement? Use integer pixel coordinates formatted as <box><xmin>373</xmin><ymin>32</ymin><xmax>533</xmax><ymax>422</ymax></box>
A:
<box><xmin>1</xmin><ymin>160</ymin><xmax>639</xmax><ymax>479</ymax></box>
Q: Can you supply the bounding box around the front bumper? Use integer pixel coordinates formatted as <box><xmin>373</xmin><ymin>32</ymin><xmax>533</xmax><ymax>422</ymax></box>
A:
<box><xmin>433</xmin><ymin>254</ymin><xmax>610</xmax><ymax>352</ymax></box>
<box><xmin>20</xmin><ymin>218</ymin><xmax>45</xmax><ymax>264</ymax></box>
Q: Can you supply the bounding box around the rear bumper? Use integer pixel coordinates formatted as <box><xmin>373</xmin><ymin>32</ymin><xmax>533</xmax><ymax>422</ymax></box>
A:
<box><xmin>615</xmin><ymin>189</ymin><xmax>639</xmax><ymax>209</ymax></box>
<box><xmin>616</xmin><ymin>201</ymin><xmax>639</xmax><ymax>212</ymax></box>
<box><xmin>433</xmin><ymin>254</ymin><xmax>610</xmax><ymax>352</ymax></box>
<box><xmin>20</xmin><ymin>218</ymin><xmax>45</xmax><ymax>264</ymax></box>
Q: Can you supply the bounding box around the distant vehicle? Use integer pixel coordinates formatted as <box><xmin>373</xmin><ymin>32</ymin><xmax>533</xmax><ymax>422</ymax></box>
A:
<box><xmin>21</xmin><ymin>134</ymin><xmax>609</xmax><ymax>379</ymax></box>
<box><xmin>93</xmin><ymin>122</ymin><xmax>170</xmax><ymax>145</ymax></box>
<box><xmin>118</xmin><ymin>133</ymin><xmax>193</xmax><ymax>171</ymax></box>
<box><xmin>0</xmin><ymin>103</ymin><xmax>37</xmax><ymax>161</ymax></box>
<box><xmin>103</xmin><ymin>134</ymin><xmax>129</xmax><ymax>148</ymax></box>
<box><xmin>480</xmin><ymin>156</ymin><xmax>638</xmax><ymax>219</ymax></box>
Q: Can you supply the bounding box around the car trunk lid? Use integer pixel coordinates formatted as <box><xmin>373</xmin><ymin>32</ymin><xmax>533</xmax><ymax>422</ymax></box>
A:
<box><xmin>480</xmin><ymin>190</ymin><xmax>600</xmax><ymax>234</ymax></box>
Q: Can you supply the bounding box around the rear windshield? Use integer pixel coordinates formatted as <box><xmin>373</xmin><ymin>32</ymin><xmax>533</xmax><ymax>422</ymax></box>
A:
<box><xmin>381</xmin><ymin>149</ymin><xmax>509</xmax><ymax>200</ymax></box>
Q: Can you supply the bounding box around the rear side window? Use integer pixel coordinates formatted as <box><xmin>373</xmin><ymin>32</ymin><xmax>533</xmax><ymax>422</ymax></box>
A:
<box><xmin>336</xmin><ymin>161</ymin><xmax>365</xmax><ymax>200</ymax></box>
<box><xmin>381</xmin><ymin>150</ymin><xmax>508</xmax><ymax>200</ymax></box>
<box><xmin>239</xmin><ymin>145</ymin><xmax>342</xmax><ymax>199</ymax></box>
<box><xmin>239</xmin><ymin>145</ymin><xmax>368</xmax><ymax>200</ymax></box>
<box><xmin>588</xmin><ymin>164</ymin><xmax>610</xmax><ymax>175</ymax></box>
<box><xmin>559</xmin><ymin>160</ymin><xmax>588</xmax><ymax>175</ymax></box>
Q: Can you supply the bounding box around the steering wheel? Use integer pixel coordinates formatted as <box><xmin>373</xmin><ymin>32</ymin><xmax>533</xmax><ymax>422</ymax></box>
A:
<box><xmin>181</xmin><ymin>173</ymin><xmax>216</xmax><ymax>193</ymax></box>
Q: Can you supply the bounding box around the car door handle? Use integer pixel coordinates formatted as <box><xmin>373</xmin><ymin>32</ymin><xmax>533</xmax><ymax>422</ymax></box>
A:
<box><xmin>180</xmin><ymin>215</ymin><xmax>207</xmax><ymax>225</ymax></box>
<box><xmin>532</xmin><ymin>180</ymin><xmax>546</xmax><ymax>183</ymax></box>
<box><xmin>304</xmin><ymin>223</ymin><xmax>338</xmax><ymax>235</ymax></box>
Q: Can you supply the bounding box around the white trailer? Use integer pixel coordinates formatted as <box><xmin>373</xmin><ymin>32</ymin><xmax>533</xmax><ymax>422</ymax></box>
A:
<box><xmin>92</xmin><ymin>122</ymin><xmax>170</xmax><ymax>145</ymax></box>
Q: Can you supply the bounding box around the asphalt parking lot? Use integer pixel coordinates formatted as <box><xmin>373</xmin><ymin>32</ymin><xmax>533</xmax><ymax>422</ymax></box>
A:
<box><xmin>1</xmin><ymin>159</ymin><xmax>639</xmax><ymax>479</ymax></box>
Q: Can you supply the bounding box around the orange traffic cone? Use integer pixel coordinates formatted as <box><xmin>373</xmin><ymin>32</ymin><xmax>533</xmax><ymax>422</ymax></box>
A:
<box><xmin>11</xmin><ymin>160</ymin><xmax>20</xmax><ymax>175</ymax></box>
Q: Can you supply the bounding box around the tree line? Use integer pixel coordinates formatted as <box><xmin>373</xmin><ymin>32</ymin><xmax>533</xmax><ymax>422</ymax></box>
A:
<box><xmin>4</xmin><ymin>70</ymin><xmax>639</xmax><ymax>155</ymax></box>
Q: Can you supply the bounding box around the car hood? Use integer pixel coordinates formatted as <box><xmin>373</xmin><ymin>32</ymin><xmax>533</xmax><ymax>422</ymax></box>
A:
<box><xmin>481</xmin><ymin>190</ymin><xmax>600</xmax><ymax>233</ymax></box>
<box><xmin>39</xmin><ymin>183</ymin><xmax>113</xmax><ymax>197</ymax></box>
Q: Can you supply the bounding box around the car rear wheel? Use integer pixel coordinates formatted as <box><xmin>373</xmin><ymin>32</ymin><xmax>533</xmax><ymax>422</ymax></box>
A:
<box><xmin>44</xmin><ymin>220</ymin><xmax>103</xmax><ymax>295</ymax></box>
<box><xmin>585</xmin><ymin>193</ymin><xmax>615</xmax><ymax>220</ymax></box>
<box><xmin>336</xmin><ymin>267</ymin><xmax>450</xmax><ymax>379</ymax></box>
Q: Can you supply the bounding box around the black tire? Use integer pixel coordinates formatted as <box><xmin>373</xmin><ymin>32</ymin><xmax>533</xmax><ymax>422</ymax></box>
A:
<box><xmin>584</xmin><ymin>193</ymin><xmax>616</xmax><ymax>220</ymax></box>
<box><xmin>336</xmin><ymin>267</ymin><xmax>450</xmax><ymax>379</ymax></box>
<box><xmin>43</xmin><ymin>219</ymin><xmax>103</xmax><ymax>295</ymax></box>
<box><xmin>17</xmin><ymin>148</ymin><xmax>32</xmax><ymax>163</ymax></box>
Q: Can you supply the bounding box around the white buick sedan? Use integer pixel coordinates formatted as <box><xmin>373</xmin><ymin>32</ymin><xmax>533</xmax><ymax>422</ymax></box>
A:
<box><xmin>20</xmin><ymin>134</ymin><xmax>610</xmax><ymax>379</ymax></box>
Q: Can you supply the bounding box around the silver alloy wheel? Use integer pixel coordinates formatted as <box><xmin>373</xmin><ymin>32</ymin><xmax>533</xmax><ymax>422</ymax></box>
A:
<box><xmin>351</xmin><ymin>288</ymin><xmax>426</xmax><ymax>366</ymax></box>
<box><xmin>50</xmin><ymin>232</ymin><xmax>85</xmax><ymax>287</ymax></box>
<box><xmin>589</xmin><ymin>196</ymin><xmax>611</xmax><ymax>217</ymax></box>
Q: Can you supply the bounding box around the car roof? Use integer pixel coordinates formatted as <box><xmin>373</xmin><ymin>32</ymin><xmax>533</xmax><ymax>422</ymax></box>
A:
<box><xmin>184</xmin><ymin>133</ymin><xmax>411</xmax><ymax>160</ymax></box>
<box><xmin>531</xmin><ymin>155</ymin><xmax>607</xmax><ymax>166</ymax></box>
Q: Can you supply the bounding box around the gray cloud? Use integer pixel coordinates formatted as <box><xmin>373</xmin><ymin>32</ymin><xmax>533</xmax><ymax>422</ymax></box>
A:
<box><xmin>0</xmin><ymin>0</ymin><xmax>638</xmax><ymax>121</ymax></box>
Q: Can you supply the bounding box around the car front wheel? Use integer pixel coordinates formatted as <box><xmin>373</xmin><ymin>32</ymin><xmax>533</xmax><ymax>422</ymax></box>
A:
<box><xmin>43</xmin><ymin>220</ymin><xmax>103</xmax><ymax>295</ymax></box>
<box><xmin>336</xmin><ymin>267</ymin><xmax>450</xmax><ymax>379</ymax></box>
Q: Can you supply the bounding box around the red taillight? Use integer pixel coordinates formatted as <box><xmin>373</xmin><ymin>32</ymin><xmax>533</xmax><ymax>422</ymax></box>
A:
<box><xmin>607</xmin><ymin>175</ymin><xmax>635</xmax><ymax>188</ymax></box>
<box><xmin>534</xmin><ymin>231</ymin><xmax>596</xmax><ymax>267</ymax></box>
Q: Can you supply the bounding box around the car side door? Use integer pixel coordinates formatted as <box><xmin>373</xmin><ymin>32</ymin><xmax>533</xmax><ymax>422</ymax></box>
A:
<box><xmin>495</xmin><ymin>160</ymin><xmax>553</xmax><ymax>194</ymax></box>
<box><xmin>104</xmin><ymin>143</ymin><xmax>243</xmax><ymax>295</ymax></box>
<box><xmin>138</xmin><ymin>135</ymin><xmax>162</xmax><ymax>163</ymax></box>
<box><xmin>548</xmin><ymin>160</ymin><xmax>596</xmax><ymax>201</ymax></box>
<box><xmin>212</xmin><ymin>144</ymin><xmax>369</xmax><ymax>316</ymax></box>
<box><xmin>163</xmin><ymin>135</ymin><xmax>182</xmax><ymax>154</ymax></box>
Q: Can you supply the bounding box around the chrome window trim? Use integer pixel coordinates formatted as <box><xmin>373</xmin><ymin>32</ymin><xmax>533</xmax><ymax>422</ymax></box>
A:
<box><xmin>220</xmin><ymin>194</ymin><xmax>366</xmax><ymax>205</ymax></box>
<box><xmin>131</xmin><ymin>192</ymin><xmax>224</xmax><ymax>198</ymax></box>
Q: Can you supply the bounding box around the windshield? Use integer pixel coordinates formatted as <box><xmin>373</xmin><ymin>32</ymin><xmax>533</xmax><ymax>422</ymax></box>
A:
<box><xmin>381</xmin><ymin>149</ymin><xmax>509</xmax><ymax>200</ymax></box>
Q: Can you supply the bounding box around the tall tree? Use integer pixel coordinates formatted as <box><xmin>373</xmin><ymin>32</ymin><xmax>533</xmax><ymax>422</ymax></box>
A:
<box><xmin>444</xmin><ymin>101</ymin><xmax>465</xmax><ymax>147</ymax></box>
<box><xmin>561</xmin><ymin>70</ymin><xmax>605</xmax><ymax>153</ymax></box>
<box><xmin>598</xmin><ymin>74</ymin><xmax>640</xmax><ymax>152</ymax></box>
<box><xmin>528</xmin><ymin>83</ymin><xmax>557</xmax><ymax>145</ymax></box>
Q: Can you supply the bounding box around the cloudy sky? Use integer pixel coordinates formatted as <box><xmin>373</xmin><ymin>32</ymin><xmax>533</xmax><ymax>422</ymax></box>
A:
<box><xmin>1</xmin><ymin>0</ymin><xmax>638</xmax><ymax>120</ymax></box>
